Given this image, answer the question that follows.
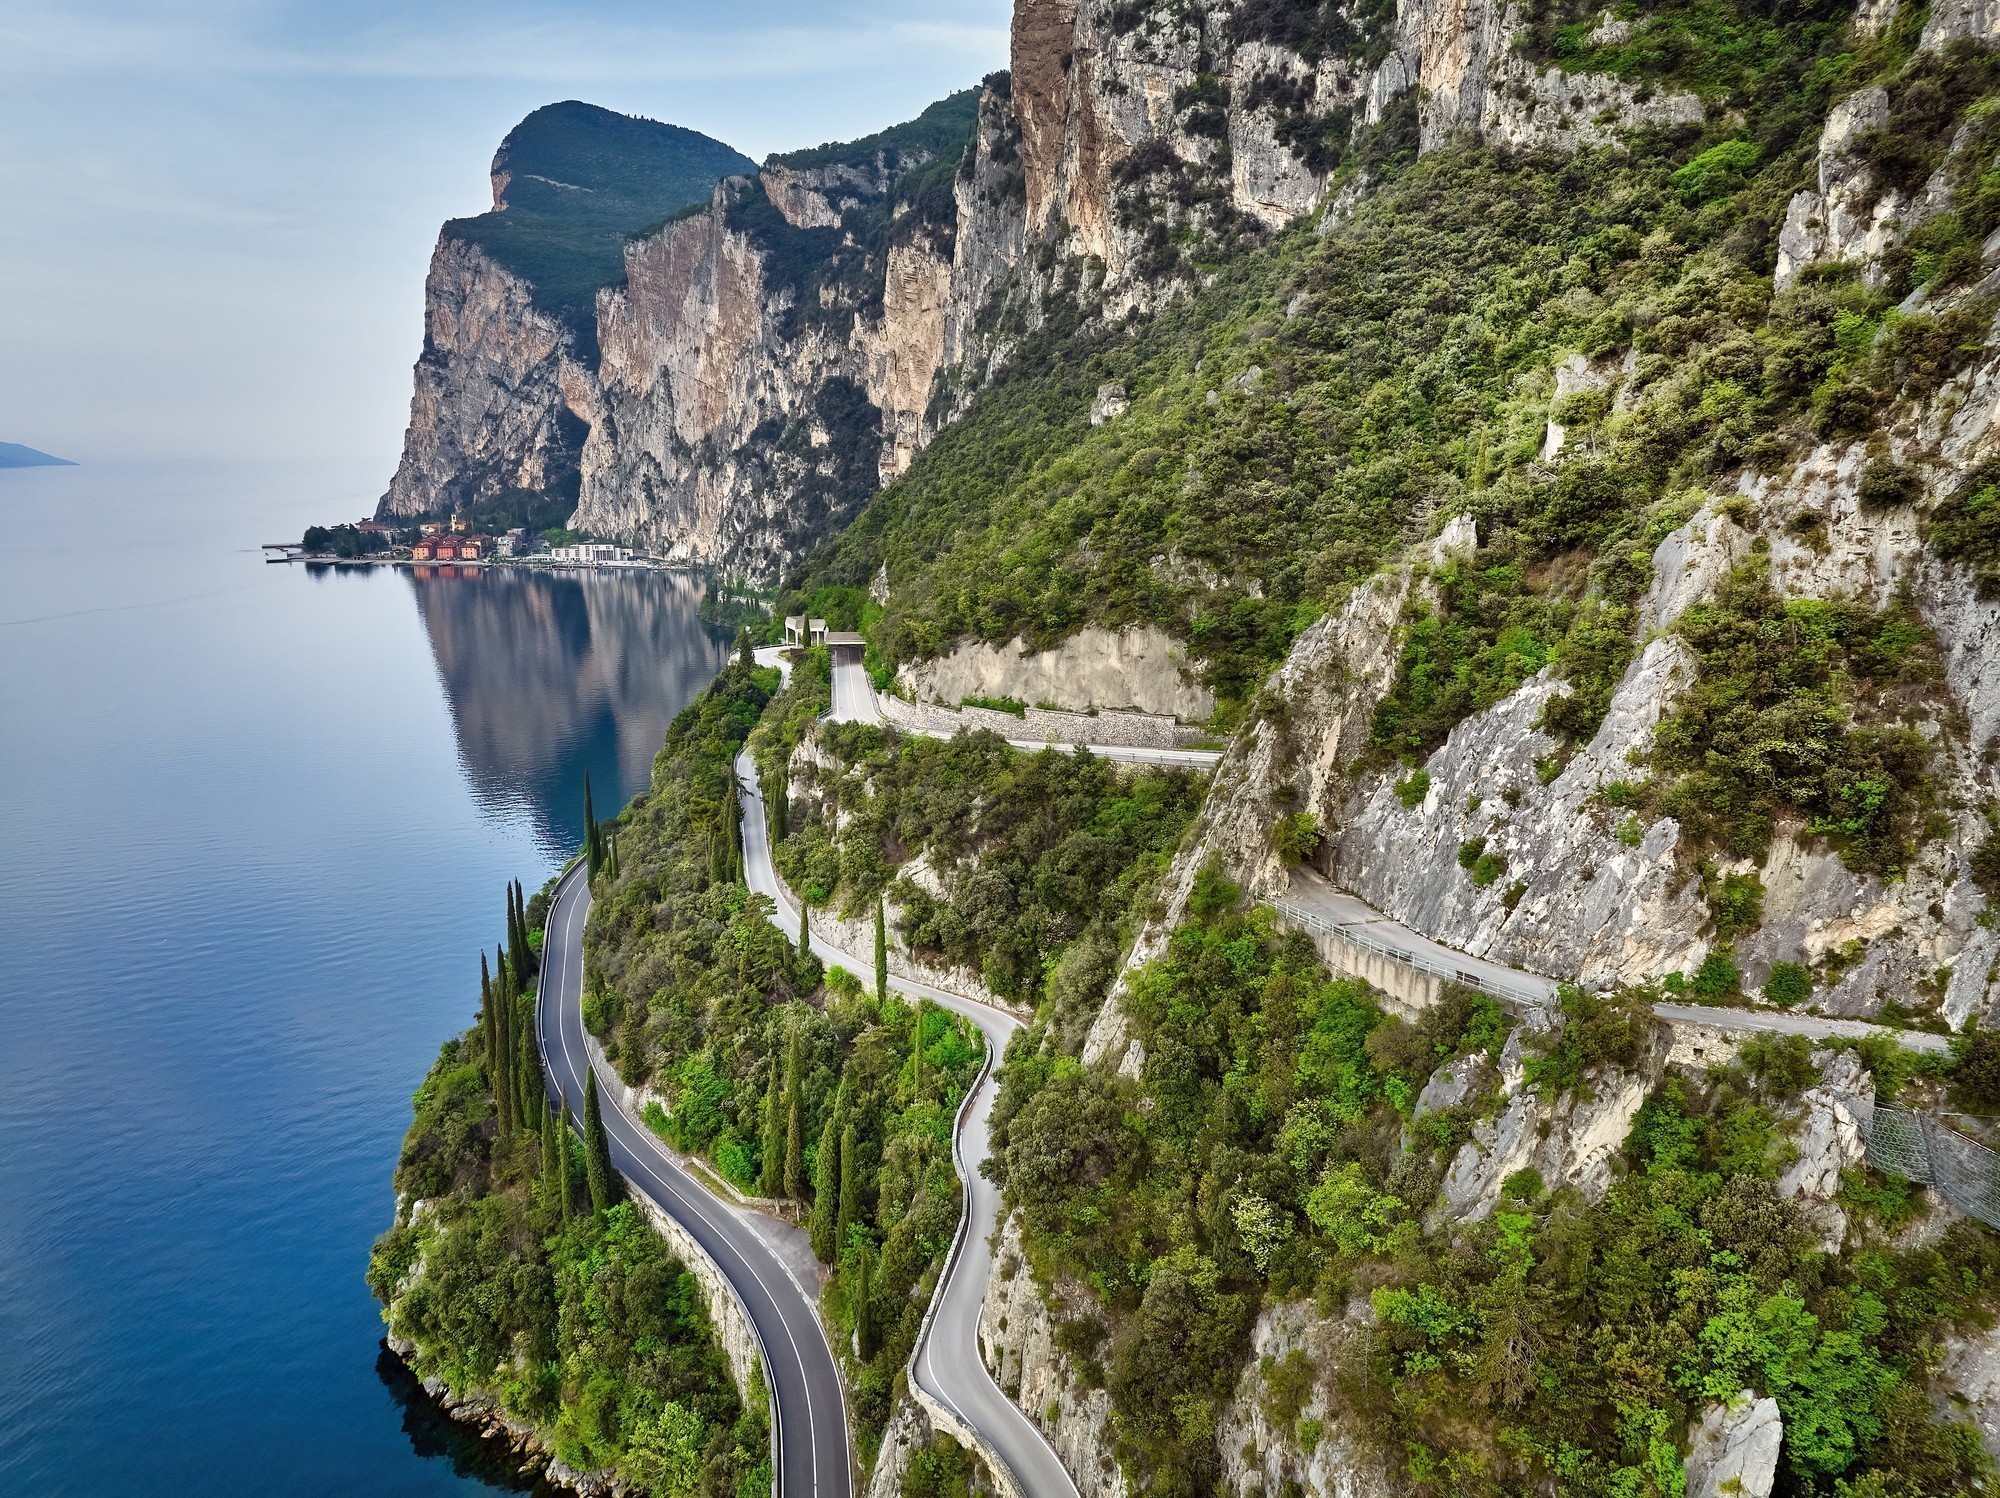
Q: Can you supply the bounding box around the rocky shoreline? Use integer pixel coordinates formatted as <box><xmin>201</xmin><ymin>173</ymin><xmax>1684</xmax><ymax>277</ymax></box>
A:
<box><xmin>384</xmin><ymin>1336</ymin><xmax>627</xmax><ymax>1498</ymax></box>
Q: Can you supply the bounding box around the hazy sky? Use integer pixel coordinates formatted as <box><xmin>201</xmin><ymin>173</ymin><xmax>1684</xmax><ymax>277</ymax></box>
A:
<box><xmin>0</xmin><ymin>0</ymin><xmax>1008</xmax><ymax>477</ymax></box>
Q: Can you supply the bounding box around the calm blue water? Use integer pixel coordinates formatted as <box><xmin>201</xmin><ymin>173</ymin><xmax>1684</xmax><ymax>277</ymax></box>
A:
<box><xmin>0</xmin><ymin>459</ymin><xmax>729</xmax><ymax>1494</ymax></box>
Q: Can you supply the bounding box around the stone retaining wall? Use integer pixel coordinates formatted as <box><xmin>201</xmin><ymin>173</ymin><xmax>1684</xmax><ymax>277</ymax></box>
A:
<box><xmin>576</xmin><ymin>1028</ymin><xmax>767</xmax><ymax>1406</ymax></box>
<box><xmin>879</xmin><ymin>692</ymin><xmax>1207</xmax><ymax>750</ymax></box>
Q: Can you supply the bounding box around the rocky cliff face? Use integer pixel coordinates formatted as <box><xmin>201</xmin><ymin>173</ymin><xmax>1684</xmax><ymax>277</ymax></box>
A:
<box><xmin>385</xmin><ymin>0</ymin><xmax>1716</xmax><ymax>574</ymax></box>
<box><xmin>378</xmin><ymin>236</ymin><xmax>594</xmax><ymax>521</ymax></box>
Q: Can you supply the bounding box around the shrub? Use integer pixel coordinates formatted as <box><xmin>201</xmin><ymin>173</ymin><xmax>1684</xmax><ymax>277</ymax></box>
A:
<box><xmin>1763</xmin><ymin>961</ymin><xmax>1812</xmax><ymax>1009</ymax></box>
<box><xmin>1673</xmin><ymin>139</ymin><xmax>1761</xmax><ymax>202</ymax></box>
<box><xmin>1273</xmin><ymin>811</ymin><xmax>1323</xmax><ymax>866</ymax></box>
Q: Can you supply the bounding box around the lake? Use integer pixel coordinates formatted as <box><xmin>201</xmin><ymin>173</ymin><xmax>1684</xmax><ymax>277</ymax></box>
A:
<box><xmin>0</xmin><ymin>458</ymin><xmax>730</xmax><ymax>1494</ymax></box>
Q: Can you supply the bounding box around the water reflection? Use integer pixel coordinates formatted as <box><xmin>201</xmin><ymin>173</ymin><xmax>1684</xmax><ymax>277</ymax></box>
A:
<box><xmin>398</xmin><ymin>565</ymin><xmax>730</xmax><ymax>856</ymax></box>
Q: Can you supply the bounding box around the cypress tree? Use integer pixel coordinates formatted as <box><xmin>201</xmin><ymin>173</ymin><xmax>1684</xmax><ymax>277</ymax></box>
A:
<box><xmin>874</xmin><ymin>898</ymin><xmax>888</xmax><ymax>1004</ymax></box>
<box><xmin>836</xmin><ymin>1122</ymin><xmax>859</xmax><ymax>1256</ymax></box>
<box><xmin>809</xmin><ymin>1100</ymin><xmax>841</xmax><ymax>1262</ymax></box>
<box><xmin>539</xmin><ymin>1099</ymin><xmax>558</xmax><ymax>1183</ymax></box>
<box><xmin>911</xmin><ymin>1000</ymin><xmax>925</xmax><ymax>1102</ymax></box>
<box><xmin>583</xmin><ymin>1070</ymin><xmax>615</xmax><ymax>1214</ymax></box>
<box><xmin>854</xmin><ymin>1246</ymin><xmax>877</xmax><ymax>1360</ymax></box>
<box><xmin>783</xmin><ymin>1036</ymin><xmax>805</xmax><ymax>1200</ymax></box>
<box><xmin>504</xmin><ymin>886</ymin><xmax>518</xmax><ymax>983</ymax></box>
<box><xmin>798</xmin><ymin>896</ymin><xmax>810</xmax><ymax>958</ymax></box>
<box><xmin>514</xmin><ymin>879</ymin><xmax>536</xmax><ymax>977</ymax></box>
<box><xmin>583</xmin><ymin>774</ymin><xmax>600</xmax><ymax>878</ymax></box>
<box><xmin>516</xmin><ymin>992</ymin><xmax>539</xmax><ymax>1129</ymax></box>
<box><xmin>556</xmin><ymin>1104</ymin><xmax>574</xmax><ymax>1222</ymax></box>
<box><xmin>736</xmin><ymin>625</ymin><xmax>753</xmax><ymax>669</ymax></box>
<box><xmin>759</xmin><ymin>1059</ymin><xmax>785</xmax><ymax>1197</ymax></box>
<box><xmin>493</xmin><ymin>945</ymin><xmax>515</xmax><ymax>1137</ymax></box>
<box><xmin>479</xmin><ymin>952</ymin><xmax>496</xmax><ymax>1082</ymax></box>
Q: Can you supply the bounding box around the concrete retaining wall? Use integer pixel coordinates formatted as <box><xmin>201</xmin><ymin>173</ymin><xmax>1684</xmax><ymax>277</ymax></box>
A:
<box><xmin>1282</xmin><ymin>919</ymin><xmax>1444</xmax><ymax>1019</ymax></box>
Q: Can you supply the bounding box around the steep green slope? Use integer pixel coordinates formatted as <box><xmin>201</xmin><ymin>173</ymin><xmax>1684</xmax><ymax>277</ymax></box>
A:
<box><xmin>780</xmin><ymin>21</ymin><xmax>1996</xmax><ymax>746</ymax></box>
<box><xmin>445</xmin><ymin>101</ymin><xmax>756</xmax><ymax>332</ymax></box>
<box><xmin>765</xmin><ymin>88</ymin><xmax>980</xmax><ymax>173</ymax></box>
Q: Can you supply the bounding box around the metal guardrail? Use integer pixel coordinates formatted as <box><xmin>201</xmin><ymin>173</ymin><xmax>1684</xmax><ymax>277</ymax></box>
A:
<box><xmin>1869</xmin><ymin>1106</ymin><xmax>2000</xmax><ymax>1229</ymax></box>
<box><xmin>1271</xmin><ymin>898</ymin><xmax>1551</xmax><ymax>1010</ymax></box>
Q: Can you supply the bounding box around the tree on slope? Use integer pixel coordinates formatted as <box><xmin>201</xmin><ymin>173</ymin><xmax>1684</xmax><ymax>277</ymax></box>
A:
<box><xmin>582</xmin><ymin>1070</ymin><xmax>616</xmax><ymax>1213</ymax></box>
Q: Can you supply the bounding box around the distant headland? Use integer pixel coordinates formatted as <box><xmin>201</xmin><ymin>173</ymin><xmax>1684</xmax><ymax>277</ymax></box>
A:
<box><xmin>0</xmin><ymin>442</ymin><xmax>76</xmax><ymax>468</ymax></box>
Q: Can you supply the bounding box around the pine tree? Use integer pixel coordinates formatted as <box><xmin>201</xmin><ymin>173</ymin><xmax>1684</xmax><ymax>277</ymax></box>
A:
<box><xmin>854</xmin><ymin>1246</ymin><xmax>877</xmax><ymax>1360</ymax></box>
<box><xmin>759</xmin><ymin>1059</ymin><xmax>785</xmax><ymax>1197</ymax></box>
<box><xmin>783</xmin><ymin>1036</ymin><xmax>805</xmax><ymax>1200</ymax></box>
<box><xmin>874</xmin><ymin>898</ymin><xmax>888</xmax><ymax>1004</ymax></box>
<box><xmin>583</xmin><ymin>1070</ymin><xmax>615</xmax><ymax>1214</ymax></box>
<box><xmin>836</xmin><ymin>1122</ymin><xmax>859</xmax><ymax>1255</ymax></box>
<box><xmin>809</xmin><ymin>1099</ymin><xmax>841</xmax><ymax>1262</ymax></box>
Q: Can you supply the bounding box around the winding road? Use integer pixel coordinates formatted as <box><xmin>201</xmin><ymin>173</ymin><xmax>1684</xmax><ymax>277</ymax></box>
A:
<box><xmin>733</xmin><ymin>745</ymin><xmax>1081</xmax><ymax>1498</ymax></box>
<box><xmin>1280</xmin><ymin>867</ymin><xmax>1955</xmax><ymax>1054</ymax></box>
<box><xmin>536</xmin><ymin>861</ymin><xmax>854</xmax><ymax>1498</ymax></box>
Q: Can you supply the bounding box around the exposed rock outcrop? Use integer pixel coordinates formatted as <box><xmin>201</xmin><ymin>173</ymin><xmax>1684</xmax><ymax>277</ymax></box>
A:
<box><xmin>1434</xmin><ymin>1013</ymin><xmax>1670</xmax><ymax>1224</ymax></box>
<box><xmin>1775</xmin><ymin>1050</ymin><xmax>1874</xmax><ymax>1252</ymax></box>
<box><xmin>1684</xmin><ymin>1394</ymin><xmax>1782</xmax><ymax>1498</ymax></box>
<box><xmin>980</xmin><ymin>1214</ymin><xmax>1128</xmax><ymax>1498</ymax></box>
<box><xmin>898</xmin><ymin>624</ymin><xmax>1214</xmax><ymax>720</ymax></box>
<box><xmin>1940</xmin><ymin>1323</ymin><xmax>2000</xmax><ymax>1462</ymax></box>
<box><xmin>1213</xmin><ymin>1301</ymin><xmax>1395</xmax><ymax>1498</ymax></box>
<box><xmin>378</xmin><ymin>237</ymin><xmax>595</xmax><ymax>521</ymax></box>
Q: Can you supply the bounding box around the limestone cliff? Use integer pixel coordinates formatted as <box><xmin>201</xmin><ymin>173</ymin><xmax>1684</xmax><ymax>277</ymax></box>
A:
<box><xmin>383</xmin><ymin>0</ymin><xmax>1715</xmax><ymax>575</ymax></box>
<box><xmin>378</xmin><ymin>236</ymin><xmax>595</xmax><ymax>522</ymax></box>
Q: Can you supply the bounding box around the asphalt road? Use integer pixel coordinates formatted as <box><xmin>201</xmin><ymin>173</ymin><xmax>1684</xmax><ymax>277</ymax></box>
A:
<box><xmin>735</xmin><ymin>747</ymin><xmax>1081</xmax><ymax>1498</ymax></box>
<box><xmin>536</xmin><ymin>861</ymin><xmax>854</xmax><ymax>1497</ymax></box>
<box><xmin>1283</xmin><ymin>867</ymin><xmax>1954</xmax><ymax>1054</ymax></box>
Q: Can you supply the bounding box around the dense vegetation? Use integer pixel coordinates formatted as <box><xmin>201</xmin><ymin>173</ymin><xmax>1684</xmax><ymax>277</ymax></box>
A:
<box><xmin>783</xmin><ymin>27</ymin><xmax>2000</xmax><ymax>750</ymax></box>
<box><xmin>991</xmin><ymin>877</ymin><xmax>2000</xmax><ymax>1496</ymax></box>
<box><xmin>368</xmin><ymin>891</ymin><xmax>767</xmax><ymax>1497</ymax></box>
<box><xmin>578</xmin><ymin>646</ymin><xmax>986</xmax><ymax>1467</ymax></box>
<box><xmin>1636</xmin><ymin>555</ymin><xmax>1948</xmax><ymax>879</ymax></box>
<box><xmin>766</xmin><ymin>88</ymin><xmax>980</xmax><ymax>174</ymax></box>
<box><xmin>445</xmin><ymin>101</ymin><xmax>755</xmax><ymax>334</ymax></box>
<box><xmin>774</xmin><ymin>722</ymin><xmax>1203</xmax><ymax>1015</ymax></box>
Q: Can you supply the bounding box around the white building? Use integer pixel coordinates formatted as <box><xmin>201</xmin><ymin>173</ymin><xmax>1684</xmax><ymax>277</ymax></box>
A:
<box><xmin>549</xmin><ymin>543</ymin><xmax>632</xmax><ymax>565</ymax></box>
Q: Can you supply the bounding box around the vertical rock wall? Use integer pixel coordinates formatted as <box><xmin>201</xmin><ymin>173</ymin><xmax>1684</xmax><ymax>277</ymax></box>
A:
<box><xmin>384</xmin><ymin>0</ymin><xmax>1716</xmax><ymax>574</ymax></box>
<box><xmin>378</xmin><ymin>237</ymin><xmax>596</xmax><ymax>520</ymax></box>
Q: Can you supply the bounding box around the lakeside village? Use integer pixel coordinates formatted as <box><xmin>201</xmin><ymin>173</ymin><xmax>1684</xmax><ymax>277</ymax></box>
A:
<box><xmin>263</xmin><ymin>513</ymin><xmax>646</xmax><ymax>571</ymax></box>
